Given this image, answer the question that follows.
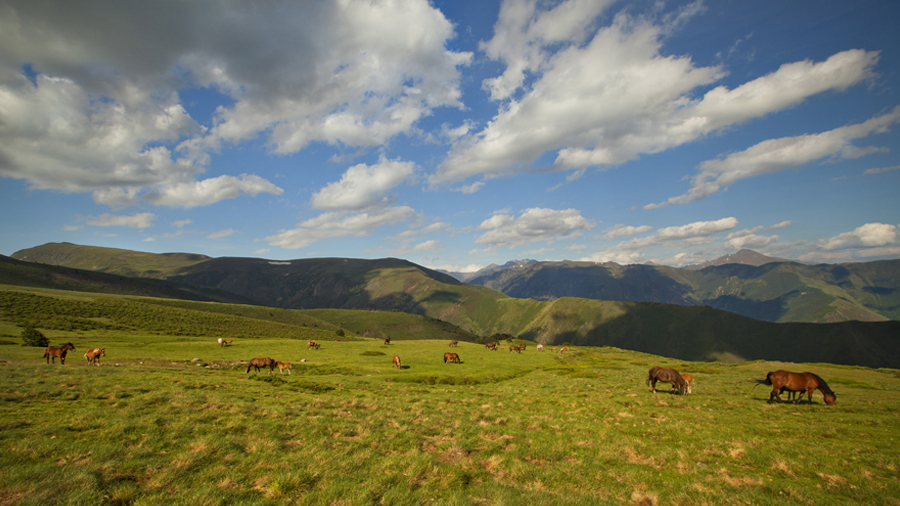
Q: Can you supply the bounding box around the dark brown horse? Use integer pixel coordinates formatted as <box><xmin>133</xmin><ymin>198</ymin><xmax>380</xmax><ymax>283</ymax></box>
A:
<box><xmin>443</xmin><ymin>352</ymin><xmax>460</xmax><ymax>364</ymax></box>
<box><xmin>384</xmin><ymin>337</ymin><xmax>391</xmax><ymax>345</ymax></box>
<box><xmin>646</xmin><ymin>366</ymin><xmax>688</xmax><ymax>395</ymax></box>
<box><xmin>44</xmin><ymin>342</ymin><xmax>76</xmax><ymax>364</ymax></box>
<box><xmin>508</xmin><ymin>345</ymin><xmax>521</xmax><ymax>353</ymax></box>
<box><xmin>757</xmin><ymin>370</ymin><xmax>836</xmax><ymax>405</ymax></box>
<box><xmin>245</xmin><ymin>357</ymin><xmax>277</xmax><ymax>374</ymax></box>
<box><xmin>449</xmin><ymin>340</ymin><xmax>458</xmax><ymax>347</ymax></box>
<box><xmin>485</xmin><ymin>342</ymin><xmax>497</xmax><ymax>350</ymax></box>
<box><xmin>392</xmin><ymin>355</ymin><xmax>402</xmax><ymax>369</ymax></box>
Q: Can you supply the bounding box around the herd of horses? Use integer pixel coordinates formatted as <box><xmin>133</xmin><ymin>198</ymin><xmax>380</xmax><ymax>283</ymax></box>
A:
<box><xmin>37</xmin><ymin>339</ymin><xmax>837</xmax><ymax>404</ymax></box>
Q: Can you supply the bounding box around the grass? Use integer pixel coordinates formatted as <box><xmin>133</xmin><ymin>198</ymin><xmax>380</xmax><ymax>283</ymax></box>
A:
<box><xmin>1</xmin><ymin>332</ymin><xmax>899</xmax><ymax>505</ymax></box>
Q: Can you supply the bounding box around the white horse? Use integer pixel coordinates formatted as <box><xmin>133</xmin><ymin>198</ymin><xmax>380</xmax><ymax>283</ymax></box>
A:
<box><xmin>218</xmin><ymin>338</ymin><xmax>224</xmax><ymax>347</ymax></box>
<box><xmin>536</xmin><ymin>344</ymin><xmax>544</xmax><ymax>351</ymax></box>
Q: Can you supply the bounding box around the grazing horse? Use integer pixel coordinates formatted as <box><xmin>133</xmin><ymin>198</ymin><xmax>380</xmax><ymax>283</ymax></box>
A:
<box><xmin>218</xmin><ymin>338</ymin><xmax>224</xmax><ymax>347</ymax></box>
<box><xmin>449</xmin><ymin>340</ymin><xmax>458</xmax><ymax>347</ymax></box>
<box><xmin>392</xmin><ymin>355</ymin><xmax>402</xmax><ymax>369</ymax></box>
<box><xmin>680</xmin><ymin>373</ymin><xmax>693</xmax><ymax>394</ymax></box>
<box><xmin>384</xmin><ymin>337</ymin><xmax>391</xmax><ymax>345</ymax></box>
<box><xmin>519</xmin><ymin>344</ymin><xmax>527</xmax><ymax>351</ymax></box>
<box><xmin>276</xmin><ymin>361</ymin><xmax>292</xmax><ymax>375</ymax></box>
<box><xmin>508</xmin><ymin>345</ymin><xmax>521</xmax><ymax>354</ymax></box>
<box><xmin>757</xmin><ymin>370</ymin><xmax>836</xmax><ymax>405</ymax></box>
<box><xmin>536</xmin><ymin>344</ymin><xmax>544</xmax><ymax>351</ymax></box>
<box><xmin>43</xmin><ymin>342</ymin><xmax>76</xmax><ymax>365</ymax></box>
<box><xmin>444</xmin><ymin>352</ymin><xmax>461</xmax><ymax>364</ymax></box>
<box><xmin>485</xmin><ymin>342</ymin><xmax>496</xmax><ymax>350</ymax></box>
<box><xmin>646</xmin><ymin>366</ymin><xmax>688</xmax><ymax>395</ymax></box>
<box><xmin>84</xmin><ymin>348</ymin><xmax>105</xmax><ymax>366</ymax></box>
<box><xmin>245</xmin><ymin>357</ymin><xmax>277</xmax><ymax>375</ymax></box>
<box><xmin>307</xmin><ymin>341</ymin><xmax>320</xmax><ymax>350</ymax></box>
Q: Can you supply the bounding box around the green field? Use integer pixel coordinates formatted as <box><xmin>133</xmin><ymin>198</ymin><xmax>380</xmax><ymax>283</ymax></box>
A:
<box><xmin>2</xmin><ymin>330</ymin><xmax>899</xmax><ymax>505</ymax></box>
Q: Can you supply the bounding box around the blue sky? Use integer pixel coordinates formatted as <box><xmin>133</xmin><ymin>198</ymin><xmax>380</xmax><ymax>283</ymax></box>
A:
<box><xmin>1</xmin><ymin>0</ymin><xmax>899</xmax><ymax>272</ymax></box>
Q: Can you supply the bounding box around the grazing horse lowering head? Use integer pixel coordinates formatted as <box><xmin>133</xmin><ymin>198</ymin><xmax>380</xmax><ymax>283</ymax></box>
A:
<box><xmin>246</xmin><ymin>357</ymin><xmax>277</xmax><ymax>375</ymax></box>
<box><xmin>646</xmin><ymin>366</ymin><xmax>687</xmax><ymax>395</ymax></box>
<box><xmin>443</xmin><ymin>352</ymin><xmax>460</xmax><ymax>364</ymax></box>
<box><xmin>758</xmin><ymin>370</ymin><xmax>836</xmax><ymax>405</ymax></box>
<box><xmin>449</xmin><ymin>340</ymin><xmax>458</xmax><ymax>347</ymax></box>
<box><xmin>680</xmin><ymin>373</ymin><xmax>693</xmax><ymax>394</ymax></box>
<box><xmin>392</xmin><ymin>355</ymin><xmax>402</xmax><ymax>369</ymax></box>
<box><xmin>43</xmin><ymin>342</ymin><xmax>76</xmax><ymax>365</ymax></box>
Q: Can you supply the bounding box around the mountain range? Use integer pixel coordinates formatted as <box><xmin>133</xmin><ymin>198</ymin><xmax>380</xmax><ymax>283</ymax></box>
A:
<box><xmin>5</xmin><ymin>242</ymin><xmax>900</xmax><ymax>368</ymax></box>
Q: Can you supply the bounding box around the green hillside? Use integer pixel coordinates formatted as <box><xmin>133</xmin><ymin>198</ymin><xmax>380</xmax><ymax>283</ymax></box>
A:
<box><xmin>11</xmin><ymin>242</ymin><xmax>209</xmax><ymax>278</ymax></box>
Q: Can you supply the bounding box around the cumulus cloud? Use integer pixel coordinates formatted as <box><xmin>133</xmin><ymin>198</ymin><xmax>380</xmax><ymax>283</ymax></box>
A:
<box><xmin>603</xmin><ymin>224</ymin><xmax>652</xmax><ymax>239</ymax></box>
<box><xmin>724</xmin><ymin>226</ymin><xmax>780</xmax><ymax>250</ymax></box>
<box><xmin>86</xmin><ymin>212</ymin><xmax>155</xmax><ymax>229</ymax></box>
<box><xmin>0</xmin><ymin>1</ymin><xmax>470</xmax><ymax>207</ymax></box>
<box><xmin>864</xmin><ymin>165</ymin><xmax>900</xmax><ymax>175</ymax></box>
<box><xmin>818</xmin><ymin>223</ymin><xmax>899</xmax><ymax>251</ymax></box>
<box><xmin>582</xmin><ymin>217</ymin><xmax>738</xmax><ymax>263</ymax></box>
<box><xmin>648</xmin><ymin>106</ymin><xmax>900</xmax><ymax>208</ymax></box>
<box><xmin>431</xmin><ymin>0</ymin><xmax>879</xmax><ymax>185</ymax></box>
<box><xmin>144</xmin><ymin>174</ymin><xmax>283</xmax><ymax>208</ymax></box>
<box><xmin>265</xmin><ymin>206</ymin><xmax>416</xmax><ymax>249</ymax></box>
<box><xmin>770</xmin><ymin>220</ymin><xmax>793</xmax><ymax>230</ymax></box>
<box><xmin>311</xmin><ymin>157</ymin><xmax>415</xmax><ymax>211</ymax></box>
<box><xmin>474</xmin><ymin>207</ymin><xmax>593</xmax><ymax>247</ymax></box>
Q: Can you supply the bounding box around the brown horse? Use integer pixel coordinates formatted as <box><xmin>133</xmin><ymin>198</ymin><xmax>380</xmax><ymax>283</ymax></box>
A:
<box><xmin>757</xmin><ymin>370</ymin><xmax>836</xmax><ymax>405</ymax></box>
<box><xmin>646</xmin><ymin>366</ymin><xmax>688</xmax><ymax>395</ymax></box>
<box><xmin>485</xmin><ymin>342</ymin><xmax>497</xmax><ymax>350</ymax></box>
<box><xmin>444</xmin><ymin>352</ymin><xmax>460</xmax><ymax>364</ymax></box>
<box><xmin>307</xmin><ymin>341</ymin><xmax>320</xmax><ymax>350</ymax></box>
<box><xmin>246</xmin><ymin>357</ymin><xmax>277</xmax><ymax>375</ymax></box>
<box><xmin>84</xmin><ymin>348</ymin><xmax>105</xmax><ymax>366</ymax></box>
<box><xmin>681</xmin><ymin>373</ymin><xmax>693</xmax><ymax>394</ymax></box>
<box><xmin>276</xmin><ymin>361</ymin><xmax>292</xmax><ymax>375</ymax></box>
<box><xmin>44</xmin><ymin>342</ymin><xmax>76</xmax><ymax>364</ymax></box>
<box><xmin>449</xmin><ymin>340</ymin><xmax>458</xmax><ymax>347</ymax></box>
<box><xmin>392</xmin><ymin>355</ymin><xmax>402</xmax><ymax>369</ymax></box>
<box><xmin>384</xmin><ymin>337</ymin><xmax>391</xmax><ymax>345</ymax></box>
<box><xmin>508</xmin><ymin>345</ymin><xmax>521</xmax><ymax>353</ymax></box>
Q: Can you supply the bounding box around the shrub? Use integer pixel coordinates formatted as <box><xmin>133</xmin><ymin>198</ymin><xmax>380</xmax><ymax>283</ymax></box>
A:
<box><xmin>21</xmin><ymin>326</ymin><xmax>49</xmax><ymax>347</ymax></box>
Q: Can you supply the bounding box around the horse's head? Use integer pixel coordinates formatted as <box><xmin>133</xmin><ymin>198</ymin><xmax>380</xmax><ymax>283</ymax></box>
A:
<box><xmin>65</xmin><ymin>342</ymin><xmax>76</xmax><ymax>350</ymax></box>
<box><xmin>824</xmin><ymin>392</ymin><xmax>837</xmax><ymax>405</ymax></box>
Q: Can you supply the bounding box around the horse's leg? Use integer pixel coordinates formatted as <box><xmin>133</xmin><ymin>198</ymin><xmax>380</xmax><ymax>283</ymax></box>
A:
<box><xmin>650</xmin><ymin>378</ymin><xmax>657</xmax><ymax>393</ymax></box>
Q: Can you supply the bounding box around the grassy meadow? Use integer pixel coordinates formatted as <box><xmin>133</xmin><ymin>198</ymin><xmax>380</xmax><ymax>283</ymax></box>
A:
<box><xmin>2</xmin><ymin>329</ymin><xmax>900</xmax><ymax>505</ymax></box>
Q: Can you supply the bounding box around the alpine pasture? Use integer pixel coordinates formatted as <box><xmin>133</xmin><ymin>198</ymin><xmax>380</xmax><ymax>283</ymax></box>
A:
<box><xmin>0</xmin><ymin>287</ymin><xmax>899</xmax><ymax>505</ymax></box>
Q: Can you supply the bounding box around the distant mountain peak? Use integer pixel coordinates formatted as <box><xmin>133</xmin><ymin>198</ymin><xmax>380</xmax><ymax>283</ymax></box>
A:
<box><xmin>686</xmin><ymin>249</ymin><xmax>793</xmax><ymax>270</ymax></box>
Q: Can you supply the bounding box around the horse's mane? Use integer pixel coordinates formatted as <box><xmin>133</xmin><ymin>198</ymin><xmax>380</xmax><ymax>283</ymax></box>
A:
<box><xmin>810</xmin><ymin>373</ymin><xmax>835</xmax><ymax>395</ymax></box>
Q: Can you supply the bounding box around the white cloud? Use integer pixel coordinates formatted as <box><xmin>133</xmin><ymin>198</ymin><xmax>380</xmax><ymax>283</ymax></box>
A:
<box><xmin>432</xmin><ymin>0</ymin><xmax>878</xmax><ymax>185</ymax></box>
<box><xmin>392</xmin><ymin>239</ymin><xmax>441</xmax><ymax>255</ymax></box>
<box><xmin>428</xmin><ymin>263</ymin><xmax>485</xmax><ymax>274</ymax></box>
<box><xmin>394</xmin><ymin>222</ymin><xmax>449</xmax><ymax>240</ymax></box>
<box><xmin>603</xmin><ymin>224</ymin><xmax>652</xmax><ymax>239</ymax></box>
<box><xmin>266</xmin><ymin>206</ymin><xmax>416</xmax><ymax>249</ymax></box>
<box><xmin>648</xmin><ymin>106</ymin><xmax>900</xmax><ymax>208</ymax></box>
<box><xmin>144</xmin><ymin>174</ymin><xmax>283</xmax><ymax>208</ymax></box>
<box><xmin>86</xmin><ymin>212</ymin><xmax>155</xmax><ymax>229</ymax></box>
<box><xmin>818</xmin><ymin>223</ymin><xmax>899</xmax><ymax>251</ymax></box>
<box><xmin>311</xmin><ymin>156</ymin><xmax>415</xmax><ymax>211</ymax></box>
<box><xmin>474</xmin><ymin>207</ymin><xmax>593</xmax><ymax>247</ymax></box>
<box><xmin>864</xmin><ymin>164</ymin><xmax>900</xmax><ymax>175</ymax></box>
<box><xmin>770</xmin><ymin>220</ymin><xmax>793</xmax><ymax>230</ymax></box>
<box><xmin>0</xmin><ymin>1</ymin><xmax>470</xmax><ymax>207</ymax></box>
<box><xmin>208</xmin><ymin>229</ymin><xmax>235</xmax><ymax>239</ymax></box>
<box><xmin>725</xmin><ymin>233</ymin><xmax>779</xmax><ymax>250</ymax></box>
<box><xmin>173</xmin><ymin>219</ymin><xmax>192</xmax><ymax>228</ymax></box>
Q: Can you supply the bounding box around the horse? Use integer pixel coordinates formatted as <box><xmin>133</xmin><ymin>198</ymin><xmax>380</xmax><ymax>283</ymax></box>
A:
<box><xmin>485</xmin><ymin>342</ymin><xmax>496</xmax><ymax>350</ymax></box>
<box><xmin>276</xmin><ymin>361</ymin><xmax>292</xmax><ymax>375</ymax></box>
<box><xmin>646</xmin><ymin>366</ymin><xmax>688</xmax><ymax>395</ymax></box>
<box><xmin>757</xmin><ymin>370</ymin><xmax>836</xmax><ymax>405</ymax></box>
<box><xmin>392</xmin><ymin>355</ymin><xmax>402</xmax><ymax>369</ymax></box>
<box><xmin>536</xmin><ymin>344</ymin><xmax>544</xmax><ymax>351</ymax></box>
<box><xmin>444</xmin><ymin>352</ymin><xmax>460</xmax><ymax>364</ymax></box>
<box><xmin>519</xmin><ymin>344</ymin><xmax>527</xmax><ymax>351</ymax></box>
<box><xmin>218</xmin><ymin>338</ymin><xmax>224</xmax><ymax>347</ymax></box>
<box><xmin>681</xmin><ymin>373</ymin><xmax>693</xmax><ymax>394</ymax></box>
<box><xmin>84</xmin><ymin>348</ymin><xmax>105</xmax><ymax>366</ymax></box>
<box><xmin>508</xmin><ymin>345</ymin><xmax>521</xmax><ymax>354</ymax></box>
<box><xmin>245</xmin><ymin>357</ymin><xmax>277</xmax><ymax>375</ymax></box>
<box><xmin>43</xmin><ymin>342</ymin><xmax>76</xmax><ymax>365</ymax></box>
<box><xmin>307</xmin><ymin>341</ymin><xmax>320</xmax><ymax>350</ymax></box>
<box><xmin>384</xmin><ymin>337</ymin><xmax>391</xmax><ymax>345</ymax></box>
<box><xmin>449</xmin><ymin>340</ymin><xmax>458</xmax><ymax>347</ymax></box>
<box><xmin>223</xmin><ymin>339</ymin><xmax>233</xmax><ymax>346</ymax></box>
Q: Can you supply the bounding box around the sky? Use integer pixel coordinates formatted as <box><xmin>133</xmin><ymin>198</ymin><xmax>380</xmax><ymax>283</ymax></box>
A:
<box><xmin>1</xmin><ymin>0</ymin><xmax>899</xmax><ymax>273</ymax></box>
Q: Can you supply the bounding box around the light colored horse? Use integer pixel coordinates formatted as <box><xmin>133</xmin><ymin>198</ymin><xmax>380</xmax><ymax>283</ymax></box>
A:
<box><xmin>84</xmin><ymin>348</ymin><xmax>105</xmax><ymax>366</ymax></box>
<box><xmin>680</xmin><ymin>373</ymin><xmax>693</xmax><ymax>394</ymax></box>
<box><xmin>392</xmin><ymin>355</ymin><xmax>402</xmax><ymax>369</ymax></box>
<box><xmin>536</xmin><ymin>344</ymin><xmax>544</xmax><ymax>351</ymax></box>
<box><xmin>276</xmin><ymin>361</ymin><xmax>292</xmax><ymax>375</ymax></box>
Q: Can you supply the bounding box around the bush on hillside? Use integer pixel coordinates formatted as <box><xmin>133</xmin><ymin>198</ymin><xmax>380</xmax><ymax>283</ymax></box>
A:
<box><xmin>21</xmin><ymin>326</ymin><xmax>49</xmax><ymax>347</ymax></box>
